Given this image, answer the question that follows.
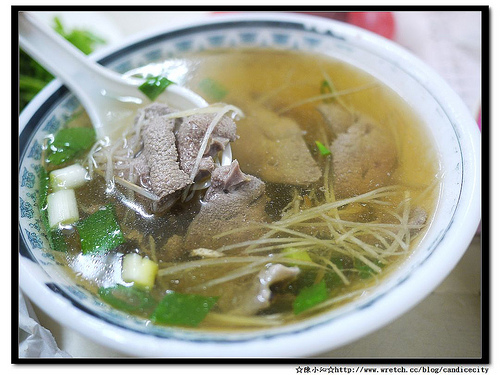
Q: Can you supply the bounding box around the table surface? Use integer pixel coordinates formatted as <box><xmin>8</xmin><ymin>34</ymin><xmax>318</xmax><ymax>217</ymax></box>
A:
<box><xmin>24</xmin><ymin>10</ymin><xmax>482</xmax><ymax>359</ymax></box>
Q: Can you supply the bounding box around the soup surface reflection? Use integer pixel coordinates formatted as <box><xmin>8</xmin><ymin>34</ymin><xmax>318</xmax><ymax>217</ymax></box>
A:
<box><xmin>41</xmin><ymin>49</ymin><xmax>439</xmax><ymax>331</ymax></box>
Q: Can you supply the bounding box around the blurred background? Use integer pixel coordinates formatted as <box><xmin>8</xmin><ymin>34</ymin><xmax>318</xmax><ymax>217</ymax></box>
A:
<box><xmin>19</xmin><ymin>10</ymin><xmax>483</xmax><ymax>358</ymax></box>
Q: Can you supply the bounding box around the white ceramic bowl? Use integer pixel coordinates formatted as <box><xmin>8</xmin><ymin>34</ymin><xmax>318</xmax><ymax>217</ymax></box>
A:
<box><xmin>18</xmin><ymin>12</ymin><xmax>481</xmax><ymax>357</ymax></box>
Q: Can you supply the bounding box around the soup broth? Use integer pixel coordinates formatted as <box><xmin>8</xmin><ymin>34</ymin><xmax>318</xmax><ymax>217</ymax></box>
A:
<box><xmin>41</xmin><ymin>49</ymin><xmax>439</xmax><ymax>331</ymax></box>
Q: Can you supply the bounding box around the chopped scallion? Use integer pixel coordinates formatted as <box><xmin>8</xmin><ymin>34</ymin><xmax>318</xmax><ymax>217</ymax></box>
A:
<box><xmin>150</xmin><ymin>291</ymin><xmax>219</xmax><ymax>327</ymax></box>
<box><xmin>198</xmin><ymin>78</ymin><xmax>228</xmax><ymax>102</ymax></box>
<box><xmin>293</xmin><ymin>280</ymin><xmax>328</xmax><ymax>314</ymax></box>
<box><xmin>139</xmin><ymin>75</ymin><xmax>174</xmax><ymax>101</ymax></box>
<box><xmin>283</xmin><ymin>247</ymin><xmax>313</xmax><ymax>264</ymax></box>
<box><xmin>47</xmin><ymin>189</ymin><xmax>79</xmax><ymax>229</ymax></box>
<box><xmin>46</xmin><ymin>127</ymin><xmax>96</xmax><ymax>165</ymax></box>
<box><xmin>320</xmin><ymin>79</ymin><xmax>335</xmax><ymax>104</ymax></box>
<box><xmin>39</xmin><ymin>168</ymin><xmax>67</xmax><ymax>251</ymax></box>
<box><xmin>98</xmin><ymin>284</ymin><xmax>157</xmax><ymax>314</ymax></box>
<box><xmin>354</xmin><ymin>259</ymin><xmax>384</xmax><ymax>279</ymax></box>
<box><xmin>76</xmin><ymin>204</ymin><xmax>125</xmax><ymax>254</ymax></box>
<box><xmin>50</xmin><ymin>163</ymin><xmax>88</xmax><ymax>191</ymax></box>
<box><xmin>122</xmin><ymin>253</ymin><xmax>158</xmax><ymax>289</ymax></box>
<box><xmin>315</xmin><ymin>140</ymin><xmax>331</xmax><ymax>156</ymax></box>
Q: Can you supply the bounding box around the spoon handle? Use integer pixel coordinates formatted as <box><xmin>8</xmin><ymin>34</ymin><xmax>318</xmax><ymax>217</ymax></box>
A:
<box><xmin>18</xmin><ymin>12</ymin><xmax>138</xmax><ymax>89</ymax></box>
<box><xmin>19</xmin><ymin>12</ymin><xmax>145</xmax><ymax>139</ymax></box>
<box><xmin>19</xmin><ymin>12</ymin><xmax>208</xmax><ymax>140</ymax></box>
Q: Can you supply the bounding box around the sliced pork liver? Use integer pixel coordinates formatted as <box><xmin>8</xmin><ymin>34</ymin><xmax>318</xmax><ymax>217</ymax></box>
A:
<box><xmin>330</xmin><ymin>120</ymin><xmax>397</xmax><ymax>198</ymax></box>
<box><xmin>217</xmin><ymin>264</ymin><xmax>300</xmax><ymax>316</ymax></box>
<box><xmin>184</xmin><ymin>160</ymin><xmax>268</xmax><ymax>249</ymax></box>
<box><xmin>116</xmin><ymin>103</ymin><xmax>239</xmax><ymax>214</ymax></box>
<box><xmin>316</xmin><ymin>102</ymin><xmax>357</xmax><ymax>134</ymax></box>
<box><xmin>232</xmin><ymin>105</ymin><xmax>321</xmax><ymax>187</ymax></box>
<box><xmin>176</xmin><ymin>113</ymin><xmax>238</xmax><ymax>182</ymax></box>
<box><xmin>141</xmin><ymin>116</ymin><xmax>193</xmax><ymax>213</ymax></box>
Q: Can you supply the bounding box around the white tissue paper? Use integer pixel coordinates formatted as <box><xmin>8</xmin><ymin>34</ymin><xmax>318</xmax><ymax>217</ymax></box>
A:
<box><xmin>18</xmin><ymin>290</ymin><xmax>71</xmax><ymax>358</ymax></box>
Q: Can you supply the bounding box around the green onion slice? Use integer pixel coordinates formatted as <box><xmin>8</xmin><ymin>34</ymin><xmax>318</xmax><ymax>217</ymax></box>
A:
<box><xmin>98</xmin><ymin>285</ymin><xmax>157</xmax><ymax>314</ymax></box>
<box><xmin>320</xmin><ymin>79</ymin><xmax>335</xmax><ymax>103</ymax></box>
<box><xmin>315</xmin><ymin>140</ymin><xmax>331</xmax><ymax>156</ymax></box>
<box><xmin>150</xmin><ymin>291</ymin><xmax>219</xmax><ymax>327</ymax></box>
<box><xmin>139</xmin><ymin>75</ymin><xmax>175</xmax><ymax>101</ymax></box>
<box><xmin>46</xmin><ymin>127</ymin><xmax>96</xmax><ymax>166</ymax></box>
<box><xmin>293</xmin><ymin>280</ymin><xmax>328</xmax><ymax>314</ymax></box>
<box><xmin>77</xmin><ymin>204</ymin><xmax>125</xmax><ymax>254</ymax></box>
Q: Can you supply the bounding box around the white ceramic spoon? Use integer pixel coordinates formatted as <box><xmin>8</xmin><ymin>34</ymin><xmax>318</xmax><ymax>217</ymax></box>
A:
<box><xmin>19</xmin><ymin>12</ymin><xmax>208</xmax><ymax>141</ymax></box>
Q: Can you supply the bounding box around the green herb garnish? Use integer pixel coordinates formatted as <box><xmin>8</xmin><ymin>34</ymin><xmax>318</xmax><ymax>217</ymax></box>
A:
<box><xmin>315</xmin><ymin>140</ymin><xmax>331</xmax><ymax>156</ymax></box>
<box><xmin>198</xmin><ymin>78</ymin><xmax>228</xmax><ymax>101</ymax></box>
<box><xmin>139</xmin><ymin>75</ymin><xmax>175</xmax><ymax>101</ymax></box>
<box><xmin>46</xmin><ymin>127</ymin><xmax>96</xmax><ymax>165</ymax></box>
<box><xmin>98</xmin><ymin>285</ymin><xmax>157</xmax><ymax>314</ymax></box>
<box><xmin>76</xmin><ymin>204</ymin><xmax>125</xmax><ymax>254</ymax></box>
<box><xmin>354</xmin><ymin>259</ymin><xmax>384</xmax><ymax>279</ymax></box>
<box><xmin>53</xmin><ymin>17</ymin><xmax>106</xmax><ymax>55</ymax></box>
<box><xmin>293</xmin><ymin>280</ymin><xmax>329</xmax><ymax>315</ymax></box>
<box><xmin>150</xmin><ymin>291</ymin><xmax>219</xmax><ymax>327</ymax></box>
<box><xmin>320</xmin><ymin>79</ymin><xmax>335</xmax><ymax>104</ymax></box>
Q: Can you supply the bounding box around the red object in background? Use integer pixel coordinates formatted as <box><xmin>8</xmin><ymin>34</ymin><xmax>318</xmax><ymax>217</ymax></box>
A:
<box><xmin>213</xmin><ymin>12</ymin><xmax>396</xmax><ymax>40</ymax></box>
<box><xmin>298</xmin><ymin>12</ymin><xmax>395</xmax><ymax>40</ymax></box>
<box><xmin>346</xmin><ymin>12</ymin><xmax>395</xmax><ymax>40</ymax></box>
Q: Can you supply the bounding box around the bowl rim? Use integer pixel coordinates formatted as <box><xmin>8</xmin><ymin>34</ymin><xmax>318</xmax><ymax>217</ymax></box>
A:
<box><xmin>18</xmin><ymin>12</ymin><xmax>481</xmax><ymax>357</ymax></box>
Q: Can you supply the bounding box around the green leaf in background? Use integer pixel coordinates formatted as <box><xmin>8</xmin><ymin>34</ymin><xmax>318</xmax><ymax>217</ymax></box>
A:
<box><xmin>77</xmin><ymin>204</ymin><xmax>125</xmax><ymax>254</ymax></box>
<box><xmin>150</xmin><ymin>291</ymin><xmax>219</xmax><ymax>327</ymax></box>
<box><xmin>46</xmin><ymin>127</ymin><xmax>96</xmax><ymax>165</ymax></box>
<box><xmin>139</xmin><ymin>75</ymin><xmax>175</xmax><ymax>101</ymax></box>
<box><xmin>53</xmin><ymin>16</ymin><xmax>106</xmax><ymax>55</ymax></box>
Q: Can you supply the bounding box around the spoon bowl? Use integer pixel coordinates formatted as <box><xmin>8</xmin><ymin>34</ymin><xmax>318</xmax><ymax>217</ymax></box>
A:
<box><xmin>19</xmin><ymin>12</ymin><xmax>208</xmax><ymax>140</ymax></box>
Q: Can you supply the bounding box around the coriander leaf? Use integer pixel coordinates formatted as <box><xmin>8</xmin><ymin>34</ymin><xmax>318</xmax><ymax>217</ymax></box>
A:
<box><xmin>150</xmin><ymin>291</ymin><xmax>218</xmax><ymax>327</ymax></box>
<box><xmin>293</xmin><ymin>280</ymin><xmax>328</xmax><ymax>315</ymax></box>
<box><xmin>77</xmin><ymin>204</ymin><xmax>125</xmax><ymax>254</ymax></box>
<box><xmin>139</xmin><ymin>75</ymin><xmax>175</xmax><ymax>101</ymax></box>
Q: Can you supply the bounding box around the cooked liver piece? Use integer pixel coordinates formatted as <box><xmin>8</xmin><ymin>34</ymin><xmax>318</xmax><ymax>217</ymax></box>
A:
<box><xmin>141</xmin><ymin>116</ymin><xmax>193</xmax><ymax>213</ymax></box>
<box><xmin>138</xmin><ymin>102</ymin><xmax>173</xmax><ymax>121</ymax></box>
<box><xmin>184</xmin><ymin>160</ymin><xmax>268</xmax><ymax>249</ymax></box>
<box><xmin>330</xmin><ymin>120</ymin><xmax>397</xmax><ymax>198</ymax></box>
<box><xmin>122</xmin><ymin>104</ymin><xmax>239</xmax><ymax>213</ymax></box>
<box><xmin>232</xmin><ymin>105</ymin><xmax>321</xmax><ymax>186</ymax></box>
<box><xmin>220</xmin><ymin>264</ymin><xmax>300</xmax><ymax>316</ymax></box>
<box><xmin>317</xmin><ymin>102</ymin><xmax>357</xmax><ymax>134</ymax></box>
<box><xmin>176</xmin><ymin>113</ymin><xmax>238</xmax><ymax>181</ymax></box>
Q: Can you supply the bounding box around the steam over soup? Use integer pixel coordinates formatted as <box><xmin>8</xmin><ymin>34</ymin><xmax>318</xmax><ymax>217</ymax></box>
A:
<box><xmin>39</xmin><ymin>49</ymin><xmax>439</xmax><ymax>330</ymax></box>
